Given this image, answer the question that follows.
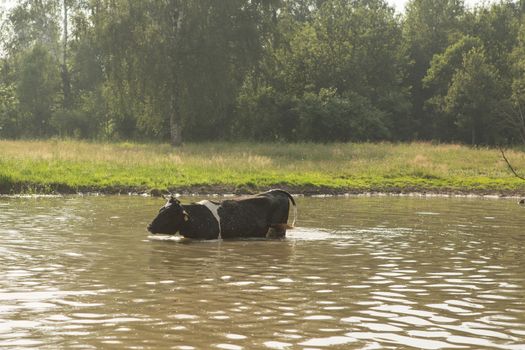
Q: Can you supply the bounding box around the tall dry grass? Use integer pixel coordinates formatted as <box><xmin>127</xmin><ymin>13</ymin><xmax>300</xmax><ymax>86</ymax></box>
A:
<box><xmin>1</xmin><ymin>139</ymin><xmax>524</xmax><ymax>193</ymax></box>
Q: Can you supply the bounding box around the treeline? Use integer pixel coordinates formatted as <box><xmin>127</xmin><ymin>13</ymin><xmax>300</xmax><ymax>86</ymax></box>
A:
<box><xmin>0</xmin><ymin>0</ymin><xmax>524</xmax><ymax>145</ymax></box>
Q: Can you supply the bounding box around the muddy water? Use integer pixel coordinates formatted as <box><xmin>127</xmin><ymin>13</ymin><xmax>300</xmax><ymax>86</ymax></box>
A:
<box><xmin>0</xmin><ymin>195</ymin><xmax>524</xmax><ymax>349</ymax></box>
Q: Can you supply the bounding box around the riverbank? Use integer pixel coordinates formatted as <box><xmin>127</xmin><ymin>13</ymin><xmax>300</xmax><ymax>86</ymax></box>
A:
<box><xmin>1</xmin><ymin>140</ymin><xmax>525</xmax><ymax>196</ymax></box>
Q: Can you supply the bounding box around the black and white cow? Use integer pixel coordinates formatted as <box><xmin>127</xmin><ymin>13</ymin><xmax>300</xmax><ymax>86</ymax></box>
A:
<box><xmin>147</xmin><ymin>189</ymin><xmax>297</xmax><ymax>239</ymax></box>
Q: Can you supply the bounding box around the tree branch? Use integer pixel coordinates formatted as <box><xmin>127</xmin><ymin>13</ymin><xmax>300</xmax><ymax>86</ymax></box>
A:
<box><xmin>500</xmin><ymin>147</ymin><xmax>525</xmax><ymax>181</ymax></box>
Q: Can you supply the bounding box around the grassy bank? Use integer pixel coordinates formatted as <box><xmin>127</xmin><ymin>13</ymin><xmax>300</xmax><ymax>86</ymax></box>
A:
<box><xmin>1</xmin><ymin>139</ymin><xmax>525</xmax><ymax>195</ymax></box>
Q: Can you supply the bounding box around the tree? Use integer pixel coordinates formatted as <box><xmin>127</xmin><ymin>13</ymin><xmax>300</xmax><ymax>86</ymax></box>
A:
<box><xmin>60</xmin><ymin>0</ymin><xmax>72</xmax><ymax>109</ymax></box>
<box><xmin>423</xmin><ymin>35</ymin><xmax>483</xmax><ymax>140</ymax></box>
<box><xmin>1</xmin><ymin>0</ymin><xmax>78</xmax><ymax>137</ymax></box>
<box><xmin>471</xmin><ymin>1</ymin><xmax>521</xmax><ymax>81</ymax></box>
<box><xmin>509</xmin><ymin>16</ymin><xmax>525</xmax><ymax>143</ymax></box>
<box><xmin>0</xmin><ymin>0</ymin><xmax>523</xmax><ymax>144</ymax></box>
<box><xmin>4</xmin><ymin>0</ymin><xmax>61</xmax><ymax>56</ymax></box>
<box><xmin>443</xmin><ymin>47</ymin><xmax>504</xmax><ymax>144</ymax></box>
<box><xmin>0</xmin><ymin>79</ymin><xmax>19</xmax><ymax>137</ymax></box>
<box><xmin>238</xmin><ymin>0</ymin><xmax>408</xmax><ymax>141</ymax></box>
<box><xmin>16</xmin><ymin>44</ymin><xmax>61</xmax><ymax>137</ymax></box>
<box><xmin>94</xmin><ymin>0</ymin><xmax>269</xmax><ymax>145</ymax></box>
<box><xmin>403</xmin><ymin>0</ymin><xmax>466</xmax><ymax>138</ymax></box>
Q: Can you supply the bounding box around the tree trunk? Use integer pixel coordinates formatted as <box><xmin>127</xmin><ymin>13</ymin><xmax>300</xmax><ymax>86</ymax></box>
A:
<box><xmin>61</xmin><ymin>0</ymin><xmax>71</xmax><ymax>109</ymax></box>
<box><xmin>518</xmin><ymin>105</ymin><xmax>525</xmax><ymax>144</ymax></box>
<box><xmin>170</xmin><ymin>112</ymin><xmax>183</xmax><ymax>147</ymax></box>
<box><xmin>170</xmin><ymin>93</ymin><xmax>183</xmax><ymax>147</ymax></box>
<box><xmin>169</xmin><ymin>5</ymin><xmax>185</xmax><ymax>147</ymax></box>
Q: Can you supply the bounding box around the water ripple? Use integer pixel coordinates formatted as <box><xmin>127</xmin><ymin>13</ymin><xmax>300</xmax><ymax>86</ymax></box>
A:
<box><xmin>0</xmin><ymin>196</ymin><xmax>524</xmax><ymax>349</ymax></box>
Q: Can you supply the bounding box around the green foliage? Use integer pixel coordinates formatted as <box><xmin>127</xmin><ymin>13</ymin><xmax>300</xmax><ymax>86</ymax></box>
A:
<box><xmin>4</xmin><ymin>0</ymin><xmax>61</xmax><ymax>55</ymax></box>
<box><xmin>0</xmin><ymin>0</ymin><xmax>524</xmax><ymax>146</ymax></box>
<box><xmin>235</xmin><ymin>84</ymin><xmax>298</xmax><ymax>141</ymax></box>
<box><xmin>236</xmin><ymin>0</ymin><xmax>408</xmax><ymax>142</ymax></box>
<box><xmin>423</xmin><ymin>35</ymin><xmax>484</xmax><ymax>140</ymax></box>
<box><xmin>443</xmin><ymin>47</ymin><xmax>504</xmax><ymax>144</ymax></box>
<box><xmin>471</xmin><ymin>1</ymin><xmax>521</xmax><ymax>80</ymax></box>
<box><xmin>236</xmin><ymin>87</ymin><xmax>390</xmax><ymax>142</ymax></box>
<box><xmin>0</xmin><ymin>81</ymin><xmax>19</xmax><ymax>137</ymax></box>
<box><xmin>424</xmin><ymin>35</ymin><xmax>483</xmax><ymax>92</ymax></box>
<box><xmin>90</xmin><ymin>0</ymin><xmax>270</xmax><ymax>144</ymax></box>
<box><xmin>294</xmin><ymin>89</ymin><xmax>390</xmax><ymax>142</ymax></box>
<box><xmin>403</xmin><ymin>0</ymin><xmax>466</xmax><ymax>138</ymax></box>
<box><xmin>416</xmin><ymin>1</ymin><xmax>523</xmax><ymax>143</ymax></box>
<box><xmin>506</xmin><ymin>18</ymin><xmax>525</xmax><ymax>143</ymax></box>
<box><xmin>511</xmin><ymin>20</ymin><xmax>525</xmax><ymax>107</ymax></box>
<box><xmin>15</xmin><ymin>44</ymin><xmax>61</xmax><ymax>137</ymax></box>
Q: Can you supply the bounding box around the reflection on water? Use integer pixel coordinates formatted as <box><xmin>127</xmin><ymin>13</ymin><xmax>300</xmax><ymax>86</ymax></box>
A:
<box><xmin>0</xmin><ymin>195</ymin><xmax>524</xmax><ymax>349</ymax></box>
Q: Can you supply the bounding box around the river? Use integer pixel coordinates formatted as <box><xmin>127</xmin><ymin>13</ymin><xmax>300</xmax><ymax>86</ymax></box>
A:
<box><xmin>0</xmin><ymin>195</ymin><xmax>524</xmax><ymax>349</ymax></box>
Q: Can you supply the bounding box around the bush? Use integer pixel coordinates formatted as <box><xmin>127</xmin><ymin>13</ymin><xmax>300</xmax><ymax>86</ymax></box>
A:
<box><xmin>294</xmin><ymin>89</ymin><xmax>390</xmax><ymax>142</ymax></box>
<box><xmin>235</xmin><ymin>85</ymin><xmax>300</xmax><ymax>141</ymax></box>
<box><xmin>0</xmin><ymin>83</ymin><xmax>21</xmax><ymax>138</ymax></box>
<box><xmin>236</xmin><ymin>85</ymin><xmax>390</xmax><ymax>142</ymax></box>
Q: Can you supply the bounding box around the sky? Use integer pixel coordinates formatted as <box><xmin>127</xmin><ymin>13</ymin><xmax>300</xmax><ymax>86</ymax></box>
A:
<box><xmin>387</xmin><ymin>0</ymin><xmax>497</xmax><ymax>13</ymax></box>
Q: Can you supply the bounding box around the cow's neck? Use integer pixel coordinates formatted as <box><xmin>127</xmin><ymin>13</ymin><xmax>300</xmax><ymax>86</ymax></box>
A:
<box><xmin>197</xmin><ymin>200</ymin><xmax>222</xmax><ymax>239</ymax></box>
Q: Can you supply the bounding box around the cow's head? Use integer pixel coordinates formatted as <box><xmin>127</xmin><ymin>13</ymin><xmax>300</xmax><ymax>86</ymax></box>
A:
<box><xmin>147</xmin><ymin>196</ymin><xmax>189</xmax><ymax>234</ymax></box>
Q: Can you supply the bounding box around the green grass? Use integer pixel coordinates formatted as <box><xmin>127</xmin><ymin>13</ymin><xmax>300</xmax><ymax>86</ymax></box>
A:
<box><xmin>1</xmin><ymin>139</ymin><xmax>525</xmax><ymax>195</ymax></box>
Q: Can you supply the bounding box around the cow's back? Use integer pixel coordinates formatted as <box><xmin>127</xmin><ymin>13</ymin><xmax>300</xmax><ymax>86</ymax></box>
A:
<box><xmin>218</xmin><ymin>197</ymin><xmax>272</xmax><ymax>238</ymax></box>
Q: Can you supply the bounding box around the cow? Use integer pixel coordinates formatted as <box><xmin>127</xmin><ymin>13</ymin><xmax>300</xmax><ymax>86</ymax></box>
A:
<box><xmin>147</xmin><ymin>189</ymin><xmax>297</xmax><ymax>240</ymax></box>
